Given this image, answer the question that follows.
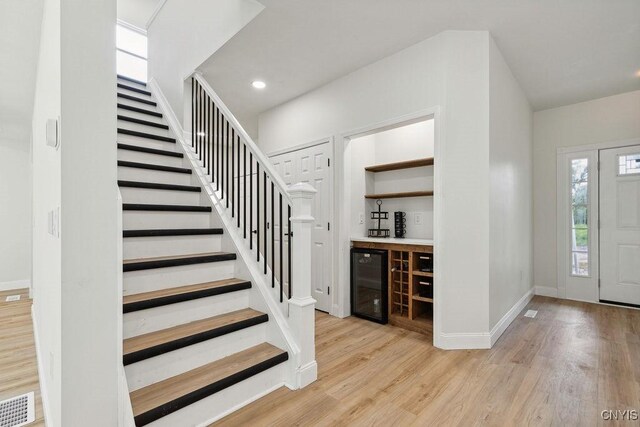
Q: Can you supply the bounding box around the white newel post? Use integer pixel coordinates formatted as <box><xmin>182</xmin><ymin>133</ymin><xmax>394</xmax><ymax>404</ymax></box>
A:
<box><xmin>287</xmin><ymin>182</ymin><xmax>318</xmax><ymax>388</ymax></box>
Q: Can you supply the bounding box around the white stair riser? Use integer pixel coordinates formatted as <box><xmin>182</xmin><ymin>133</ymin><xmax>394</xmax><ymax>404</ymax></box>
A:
<box><xmin>117</xmin><ymin>96</ymin><xmax>160</xmax><ymax>111</ymax></box>
<box><xmin>118</xmin><ymin>167</ymin><xmax>194</xmax><ymax>186</ymax></box>
<box><xmin>125</xmin><ymin>323</ymin><xmax>268</xmax><ymax>392</ymax></box>
<box><xmin>123</xmin><ymin>289</ymin><xmax>250</xmax><ymax>339</ymax></box>
<box><xmin>146</xmin><ymin>362</ymin><xmax>286</xmax><ymax>427</ymax></box>
<box><xmin>118</xmin><ymin>78</ymin><xmax>148</xmax><ymax>89</ymax></box>
<box><xmin>123</xmin><ymin>211</ymin><xmax>212</xmax><ymax>229</ymax></box>
<box><xmin>117</xmin><ymin>108</ymin><xmax>165</xmax><ymax>125</ymax></box>
<box><xmin>117</xmin><ymin>134</ymin><xmax>177</xmax><ymax>152</ymax></box>
<box><xmin>123</xmin><ymin>234</ymin><xmax>222</xmax><ymax>259</ymax></box>
<box><xmin>118</xmin><ymin>149</ymin><xmax>185</xmax><ymax>168</ymax></box>
<box><xmin>123</xmin><ymin>261</ymin><xmax>235</xmax><ymax>294</ymax></box>
<box><xmin>117</xmin><ymin>121</ymin><xmax>172</xmax><ymax>137</ymax></box>
<box><xmin>120</xmin><ymin>187</ymin><xmax>202</xmax><ymax>205</ymax></box>
<box><xmin>118</xmin><ymin>87</ymin><xmax>153</xmax><ymax>98</ymax></box>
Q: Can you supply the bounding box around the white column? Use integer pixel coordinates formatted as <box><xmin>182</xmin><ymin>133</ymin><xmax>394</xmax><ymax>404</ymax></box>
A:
<box><xmin>287</xmin><ymin>182</ymin><xmax>317</xmax><ymax>388</ymax></box>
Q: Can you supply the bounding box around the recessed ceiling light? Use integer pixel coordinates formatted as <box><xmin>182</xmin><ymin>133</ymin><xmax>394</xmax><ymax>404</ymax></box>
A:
<box><xmin>252</xmin><ymin>80</ymin><xmax>266</xmax><ymax>89</ymax></box>
<box><xmin>636</xmin><ymin>69</ymin><xmax>640</xmax><ymax>78</ymax></box>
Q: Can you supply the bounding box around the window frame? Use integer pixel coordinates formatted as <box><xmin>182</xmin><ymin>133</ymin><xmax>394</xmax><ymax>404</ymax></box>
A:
<box><xmin>116</xmin><ymin>21</ymin><xmax>148</xmax><ymax>82</ymax></box>
<box><xmin>569</xmin><ymin>158</ymin><xmax>590</xmax><ymax>278</ymax></box>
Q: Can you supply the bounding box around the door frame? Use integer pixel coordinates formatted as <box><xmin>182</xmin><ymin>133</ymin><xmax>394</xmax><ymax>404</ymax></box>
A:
<box><xmin>267</xmin><ymin>137</ymin><xmax>336</xmax><ymax>315</ymax></box>
<box><xmin>336</xmin><ymin>106</ymin><xmax>441</xmax><ymax>346</ymax></box>
<box><xmin>556</xmin><ymin>137</ymin><xmax>640</xmax><ymax>303</ymax></box>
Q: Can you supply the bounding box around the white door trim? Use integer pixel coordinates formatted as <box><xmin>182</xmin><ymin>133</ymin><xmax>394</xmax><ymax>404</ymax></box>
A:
<box><xmin>556</xmin><ymin>150</ymin><xmax>599</xmax><ymax>302</ymax></box>
<box><xmin>557</xmin><ymin>137</ymin><xmax>640</xmax><ymax>154</ymax></box>
<box><xmin>268</xmin><ymin>138</ymin><xmax>336</xmax><ymax>315</ymax></box>
<box><xmin>335</xmin><ymin>106</ymin><xmax>442</xmax><ymax>348</ymax></box>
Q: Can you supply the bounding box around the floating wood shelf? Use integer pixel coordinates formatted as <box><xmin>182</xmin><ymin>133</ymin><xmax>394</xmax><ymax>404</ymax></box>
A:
<box><xmin>412</xmin><ymin>295</ymin><xmax>433</xmax><ymax>303</ymax></box>
<box><xmin>365</xmin><ymin>191</ymin><xmax>433</xmax><ymax>199</ymax></box>
<box><xmin>365</xmin><ymin>157</ymin><xmax>434</xmax><ymax>173</ymax></box>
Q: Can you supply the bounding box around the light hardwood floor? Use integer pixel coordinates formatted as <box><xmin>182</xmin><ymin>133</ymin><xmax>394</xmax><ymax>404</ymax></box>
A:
<box><xmin>214</xmin><ymin>296</ymin><xmax>640</xmax><ymax>426</ymax></box>
<box><xmin>0</xmin><ymin>288</ymin><xmax>45</xmax><ymax>426</ymax></box>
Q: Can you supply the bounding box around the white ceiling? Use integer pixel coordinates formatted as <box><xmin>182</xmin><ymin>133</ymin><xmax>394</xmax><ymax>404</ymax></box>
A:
<box><xmin>118</xmin><ymin>0</ymin><xmax>165</xmax><ymax>30</ymax></box>
<box><xmin>199</xmin><ymin>0</ymin><xmax>640</xmax><ymax>138</ymax></box>
<box><xmin>0</xmin><ymin>0</ymin><xmax>43</xmax><ymax>142</ymax></box>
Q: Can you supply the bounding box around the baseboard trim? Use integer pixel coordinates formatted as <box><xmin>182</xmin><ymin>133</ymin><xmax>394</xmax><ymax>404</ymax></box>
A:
<box><xmin>31</xmin><ymin>305</ymin><xmax>53</xmax><ymax>427</ymax></box>
<box><xmin>489</xmin><ymin>288</ymin><xmax>534</xmax><ymax>346</ymax></box>
<box><xmin>438</xmin><ymin>331</ymin><xmax>491</xmax><ymax>350</ymax></box>
<box><xmin>534</xmin><ymin>286</ymin><xmax>558</xmax><ymax>298</ymax></box>
<box><xmin>0</xmin><ymin>279</ymin><xmax>31</xmax><ymax>292</ymax></box>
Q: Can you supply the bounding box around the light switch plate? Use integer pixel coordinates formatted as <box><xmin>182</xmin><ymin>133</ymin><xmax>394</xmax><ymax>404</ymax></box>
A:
<box><xmin>414</xmin><ymin>212</ymin><xmax>423</xmax><ymax>225</ymax></box>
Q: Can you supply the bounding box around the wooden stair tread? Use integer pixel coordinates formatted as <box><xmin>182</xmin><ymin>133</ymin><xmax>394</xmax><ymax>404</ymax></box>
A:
<box><xmin>123</xmin><ymin>278</ymin><xmax>249</xmax><ymax>305</ymax></box>
<box><xmin>124</xmin><ymin>308</ymin><xmax>265</xmax><ymax>356</ymax></box>
<box><xmin>123</xmin><ymin>252</ymin><xmax>231</xmax><ymax>265</ymax></box>
<box><xmin>130</xmin><ymin>343</ymin><xmax>287</xmax><ymax>418</ymax></box>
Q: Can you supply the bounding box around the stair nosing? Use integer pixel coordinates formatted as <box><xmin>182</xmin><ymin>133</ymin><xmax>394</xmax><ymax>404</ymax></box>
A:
<box><xmin>122</xmin><ymin>203</ymin><xmax>211</xmax><ymax>213</ymax></box>
<box><xmin>118</xmin><ymin>128</ymin><xmax>176</xmax><ymax>143</ymax></box>
<box><xmin>123</xmin><ymin>252</ymin><xmax>235</xmax><ymax>272</ymax></box>
<box><xmin>118</xmin><ymin>103</ymin><xmax>163</xmax><ymax>118</ymax></box>
<box><xmin>123</xmin><ymin>310</ymin><xmax>268</xmax><ymax>365</ymax></box>
<box><xmin>117</xmin><ymin>75</ymin><xmax>147</xmax><ymax>86</ymax></box>
<box><xmin>131</xmin><ymin>347</ymin><xmax>288</xmax><ymax>426</ymax></box>
<box><xmin>118</xmin><ymin>115</ymin><xmax>169</xmax><ymax>130</ymax></box>
<box><xmin>118</xmin><ymin>143</ymin><xmax>183</xmax><ymax>158</ymax></box>
<box><xmin>123</xmin><ymin>228</ymin><xmax>222</xmax><ymax>238</ymax></box>
<box><xmin>118</xmin><ymin>92</ymin><xmax>157</xmax><ymax>106</ymax></box>
<box><xmin>117</xmin><ymin>83</ymin><xmax>152</xmax><ymax>96</ymax></box>
<box><xmin>118</xmin><ymin>180</ymin><xmax>201</xmax><ymax>192</ymax></box>
<box><xmin>117</xmin><ymin>160</ymin><xmax>192</xmax><ymax>174</ymax></box>
<box><xmin>123</xmin><ymin>280</ymin><xmax>251</xmax><ymax>313</ymax></box>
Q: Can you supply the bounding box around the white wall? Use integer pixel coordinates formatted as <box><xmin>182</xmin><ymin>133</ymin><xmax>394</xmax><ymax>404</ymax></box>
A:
<box><xmin>147</xmin><ymin>0</ymin><xmax>263</xmax><ymax>122</ymax></box>
<box><xmin>32</xmin><ymin>0</ymin><xmax>62</xmax><ymax>422</ymax></box>
<box><xmin>350</xmin><ymin>120</ymin><xmax>434</xmax><ymax>239</ymax></box>
<box><xmin>0</xmin><ymin>136</ymin><xmax>31</xmax><ymax>287</ymax></box>
<box><xmin>32</xmin><ymin>0</ymin><xmax>119</xmax><ymax>425</ymax></box>
<box><xmin>258</xmin><ymin>31</ymin><xmax>494</xmax><ymax>345</ymax></box>
<box><xmin>488</xmin><ymin>38</ymin><xmax>533</xmax><ymax>330</ymax></box>
<box><xmin>533</xmin><ymin>90</ymin><xmax>640</xmax><ymax>295</ymax></box>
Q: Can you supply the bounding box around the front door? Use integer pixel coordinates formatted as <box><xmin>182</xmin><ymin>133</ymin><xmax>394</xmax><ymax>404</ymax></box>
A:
<box><xmin>599</xmin><ymin>145</ymin><xmax>640</xmax><ymax>306</ymax></box>
<box><xmin>270</xmin><ymin>142</ymin><xmax>333</xmax><ymax>312</ymax></box>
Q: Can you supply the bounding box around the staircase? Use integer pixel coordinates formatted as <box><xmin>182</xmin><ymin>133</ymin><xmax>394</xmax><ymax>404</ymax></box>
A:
<box><xmin>116</xmin><ymin>75</ymin><xmax>312</xmax><ymax>426</ymax></box>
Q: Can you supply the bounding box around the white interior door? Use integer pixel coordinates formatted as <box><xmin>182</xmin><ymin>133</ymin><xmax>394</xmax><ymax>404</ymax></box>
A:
<box><xmin>270</xmin><ymin>142</ymin><xmax>332</xmax><ymax>312</ymax></box>
<box><xmin>600</xmin><ymin>145</ymin><xmax>640</xmax><ymax>306</ymax></box>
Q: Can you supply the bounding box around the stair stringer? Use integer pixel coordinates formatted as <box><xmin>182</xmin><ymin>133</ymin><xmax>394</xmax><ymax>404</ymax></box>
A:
<box><xmin>149</xmin><ymin>79</ymin><xmax>302</xmax><ymax>394</ymax></box>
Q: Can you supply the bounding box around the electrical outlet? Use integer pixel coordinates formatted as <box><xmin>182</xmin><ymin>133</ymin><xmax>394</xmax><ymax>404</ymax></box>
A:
<box><xmin>359</xmin><ymin>213</ymin><xmax>364</xmax><ymax>224</ymax></box>
<box><xmin>414</xmin><ymin>212</ymin><xmax>423</xmax><ymax>225</ymax></box>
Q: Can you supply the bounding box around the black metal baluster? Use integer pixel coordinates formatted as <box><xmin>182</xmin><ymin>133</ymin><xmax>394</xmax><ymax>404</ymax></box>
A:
<box><xmin>226</xmin><ymin>121</ymin><xmax>230</xmax><ymax>206</ymax></box>
<box><xmin>243</xmin><ymin>144</ymin><xmax>247</xmax><ymax>238</ymax></box>
<box><xmin>237</xmin><ymin>134</ymin><xmax>241</xmax><ymax>228</ymax></box>
<box><xmin>263</xmin><ymin>171</ymin><xmax>267</xmax><ymax>274</ymax></box>
<box><xmin>198</xmin><ymin>85</ymin><xmax>202</xmax><ymax>160</ymax></box>
<box><xmin>206</xmin><ymin>96</ymin><xmax>210</xmax><ymax>174</ymax></box>
<box><xmin>216</xmin><ymin>108</ymin><xmax>222</xmax><ymax>190</ymax></box>
<box><xmin>231</xmin><ymin>128</ymin><xmax>235</xmax><ymax>218</ymax></box>
<box><xmin>191</xmin><ymin>78</ymin><xmax>194</xmax><ymax>148</ymax></box>
<box><xmin>288</xmin><ymin>204</ymin><xmax>292</xmax><ymax>298</ymax></box>
<box><xmin>221</xmin><ymin>117</ymin><xmax>225</xmax><ymax>200</ymax></box>
<box><xmin>256</xmin><ymin>163</ymin><xmax>260</xmax><ymax>261</ymax></box>
<box><xmin>271</xmin><ymin>181</ymin><xmax>275</xmax><ymax>287</ymax></box>
<box><xmin>250</xmin><ymin>153</ymin><xmax>253</xmax><ymax>249</ymax></box>
<box><xmin>279</xmin><ymin>192</ymin><xmax>283</xmax><ymax>302</ymax></box>
<box><xmin>208</xmin><ymin>98</ymin><xmax>216</xmax><ymax>181</ymax></box>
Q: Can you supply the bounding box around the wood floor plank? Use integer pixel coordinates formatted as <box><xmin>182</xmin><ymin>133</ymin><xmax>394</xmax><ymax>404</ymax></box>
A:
<box><xmin>212</xmin><ymin>296</ymin><xmax>640</xmax><ymax>427</ymax></box>
<box><xmin>0</xmin><ymin>294</ymin><xmax>45</xmax><ymax>426</ymax></box>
